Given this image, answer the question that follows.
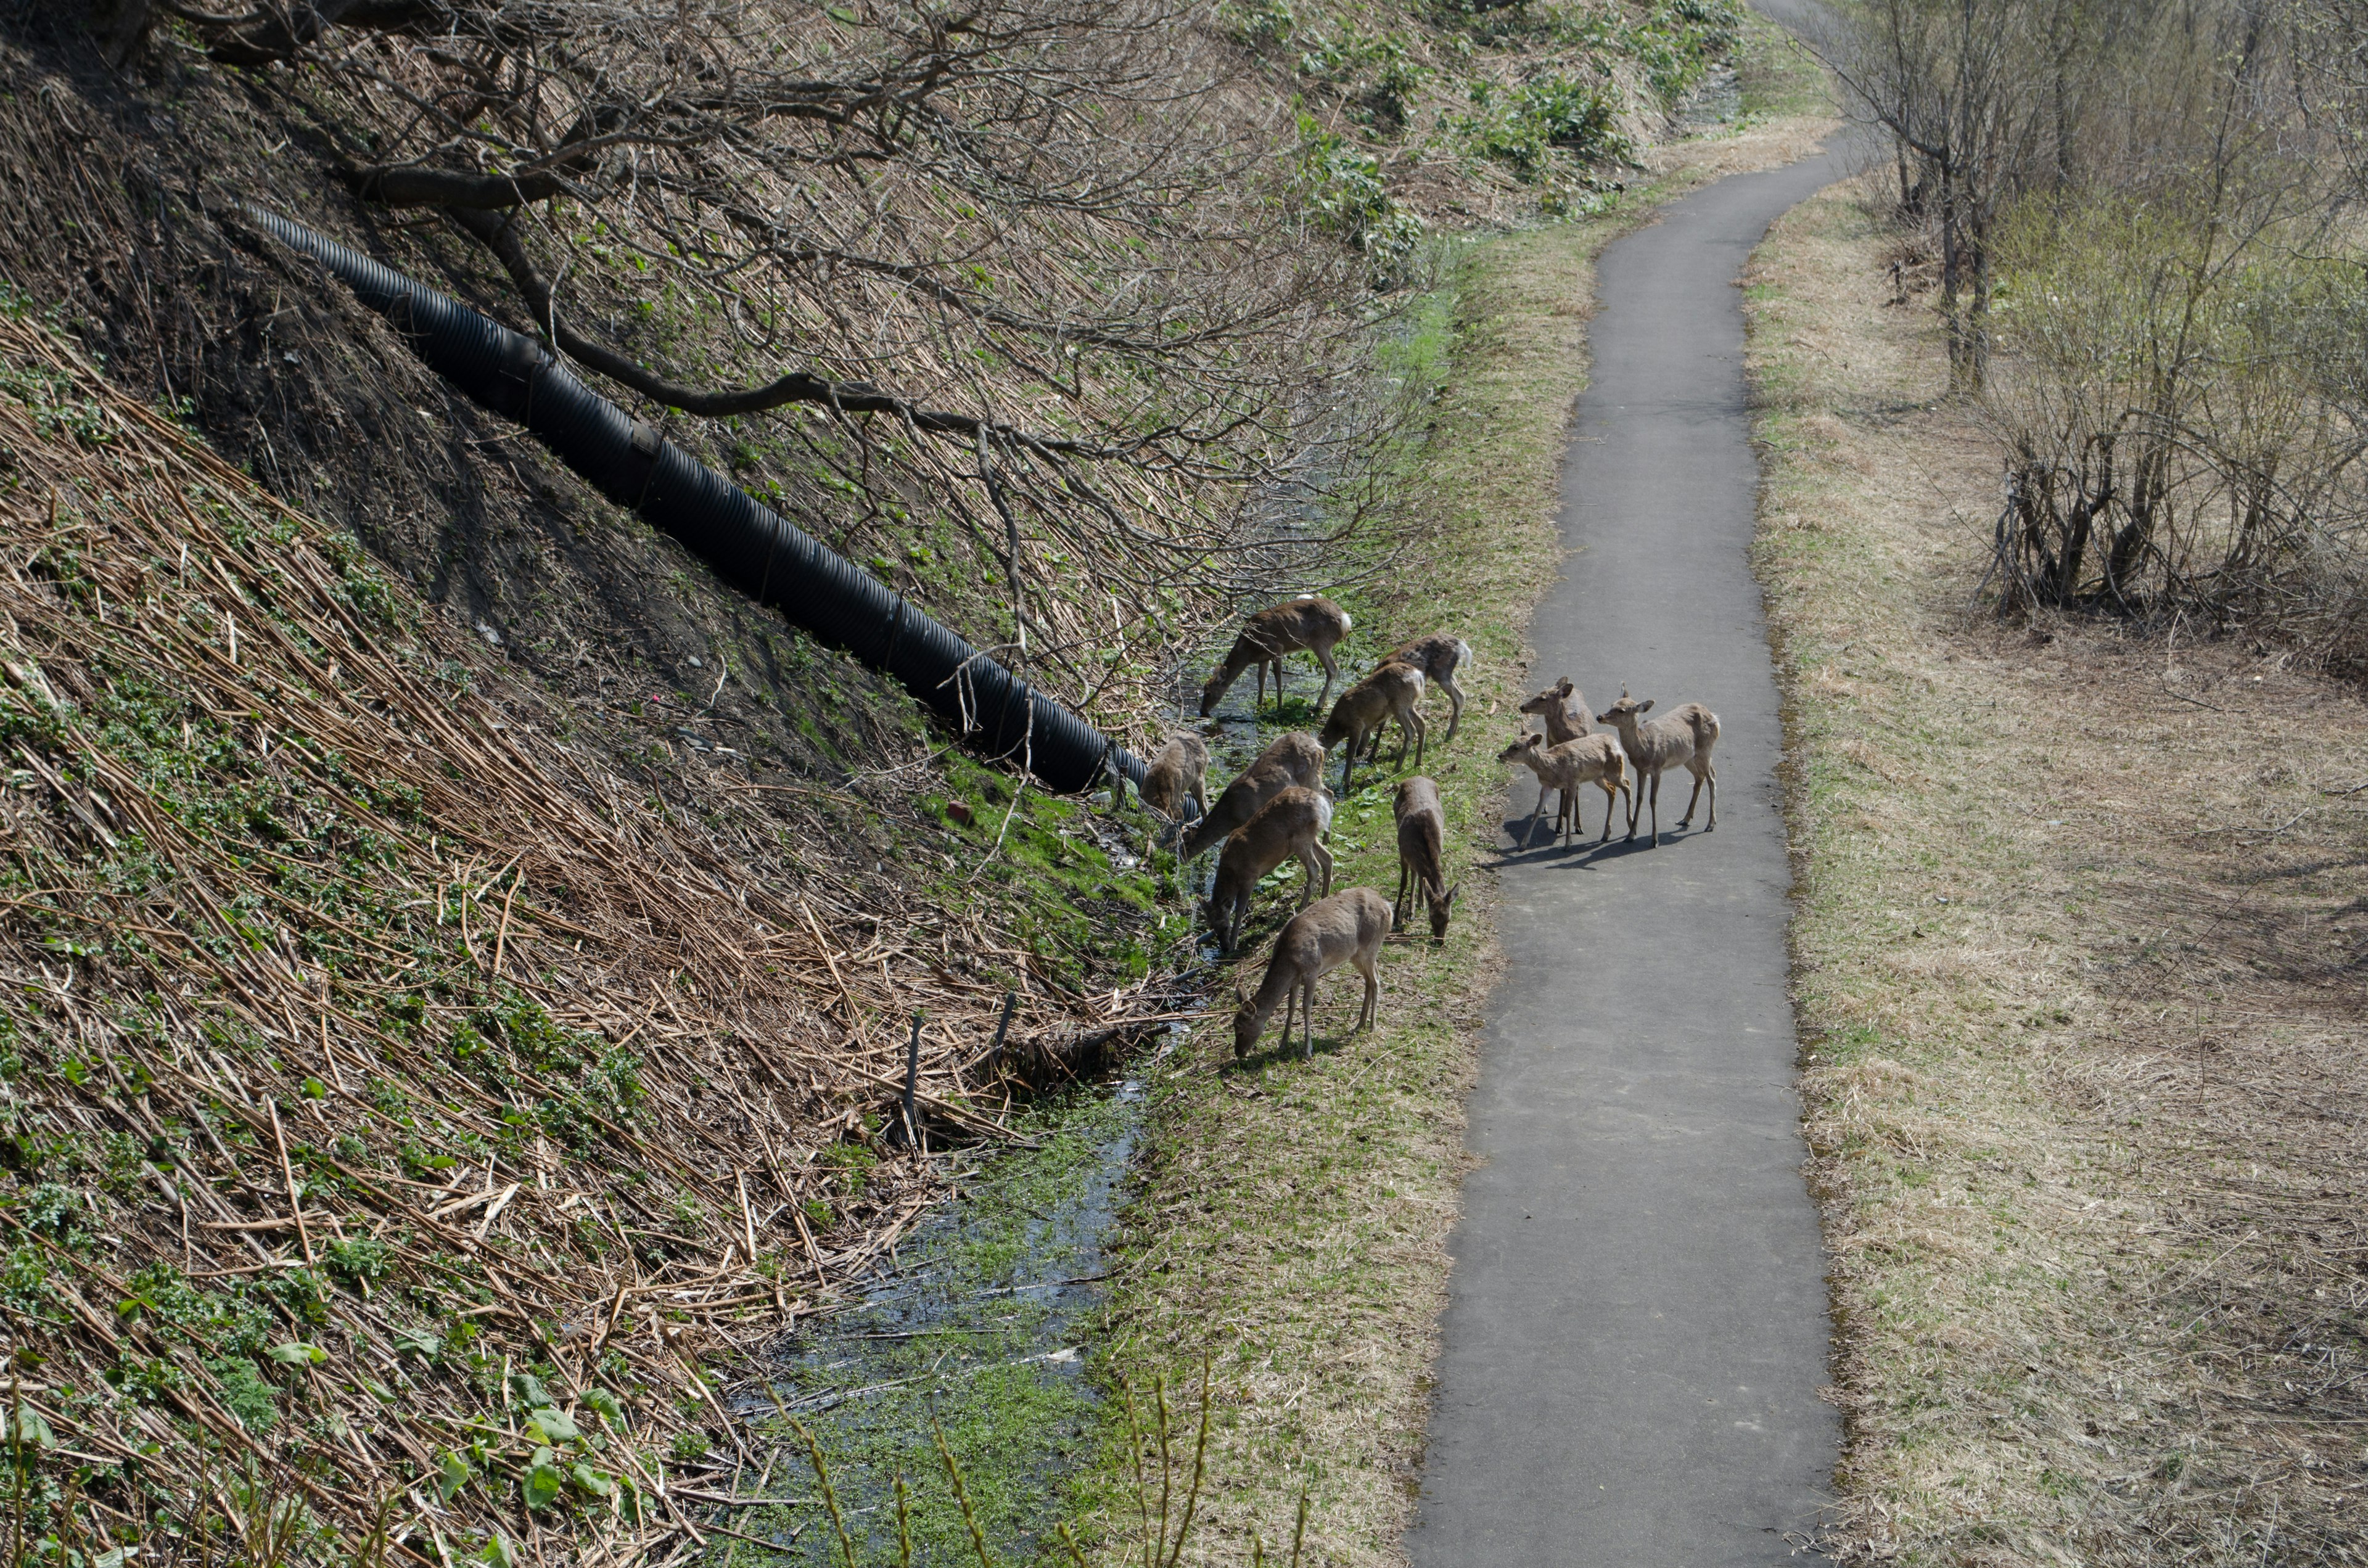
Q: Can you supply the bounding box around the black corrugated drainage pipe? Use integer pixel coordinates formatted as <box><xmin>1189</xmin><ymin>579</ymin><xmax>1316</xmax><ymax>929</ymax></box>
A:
<box><xmin>238</xmin><ymin>202</ymin><xmax>1141</xmax><ymax>797</ymax></box>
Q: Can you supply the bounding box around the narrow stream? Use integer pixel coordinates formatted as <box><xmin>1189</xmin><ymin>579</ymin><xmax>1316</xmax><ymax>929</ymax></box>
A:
<box><xmin>715</xmin><ymin>659</ymin><xmax>1330</xmax><ymax>1564</ymax></box>
<box><xmin>728</xmin><ymin>1070</ymin><xmax>1153</xmax><ymax>1564</ymax></box>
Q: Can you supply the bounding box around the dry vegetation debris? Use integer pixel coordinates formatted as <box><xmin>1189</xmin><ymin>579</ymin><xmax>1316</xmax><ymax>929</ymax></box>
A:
<box><xmin>1749</xmin><ymin>177</ymin><xmax>2368</xmax><ymax>1566</ymax></box>
<box><xmin>0</xmin><ymin>308</ymin><xmax>1165</xmax><ymax>1562</ymax></box>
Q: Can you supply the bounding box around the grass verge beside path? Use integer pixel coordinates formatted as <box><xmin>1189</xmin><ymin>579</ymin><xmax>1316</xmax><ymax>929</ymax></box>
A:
<box><xmin>1749</xmin><ymin>179</ymin><xmax>2368</xmax><ymax>1564</ymax></box>
<box><xmin>1071</xmin><ymin>102</ymin><xmax>1838</xmax><ymax>1567</ymax></box>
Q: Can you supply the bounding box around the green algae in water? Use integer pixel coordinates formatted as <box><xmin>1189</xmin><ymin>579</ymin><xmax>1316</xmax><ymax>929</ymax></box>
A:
<box><xmin>726</xmin><ymin>1077</ymin><xmax>1146</xmax><ymax>1564</ymax></box>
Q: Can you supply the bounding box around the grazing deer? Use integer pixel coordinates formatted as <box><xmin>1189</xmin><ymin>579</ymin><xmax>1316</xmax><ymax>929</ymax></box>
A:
<box><xmin>1199</xmin><ymin>596</ymin><xmax>1353</xmax><ymax>717</ymax></box>
<box><xmin>1138</xmin><ymin>733</ymin><xmax>1209</xmax><ymax>824</ymax></box>
<box><xmin>1392</xmin><ymin>776</ymin><xmax>1461</xmax><ymax>939</ymax></box>
<box><xmin>1233</xmin><ymin>887</ymin><xmax>1391</xmax><ymax>1061</ymax></box>
<box><xmin>1496</xmin><ymin>733</ymin><xmax>1630</xmax><ymax>848</ymax></box>
<box><xmin>1180</xmin><ymin>731</ymin><xmax>1326</xmax><ymax>861</ymax></box>
<box><xmin>1518</xmin><ymin>676</ymin><xmax>1590</xmax><ymax>746</ymax></box>
<box><xmin>1595</xmin><ymin>690</ymin><xmax>1720</xmax><ymax>845</ymax></box>
<box><xmin>1379</xmin><ymin>634</ymin><xmax>1475</xmax><ymax>746</ymax></box>
<box><xmin>1319</xmin><ymin>663</ymin><xmax>1426</xmax><ymax>791</ymax></box>
<box><xmin>1207</xmin><ymin>786</ymin><xmax>1335</xmax><ymax>954</ymax></box>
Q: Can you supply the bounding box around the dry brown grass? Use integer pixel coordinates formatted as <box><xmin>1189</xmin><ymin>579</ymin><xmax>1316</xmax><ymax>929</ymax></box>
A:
<box><xmin>1748</xmin><ymin>177</ymin><xmax>2368</xmax><ymax>1565</ymax></box>
<box><xmin>0</xmin><ymin>311</ymin><xmax>1159</xmax><ymax>1563</ymax></box>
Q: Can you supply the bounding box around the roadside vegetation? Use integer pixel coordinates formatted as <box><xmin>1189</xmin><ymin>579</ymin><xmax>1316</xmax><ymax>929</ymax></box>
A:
<box><xmin>1806</xmin><ymin>0</ymin><xmax>2368</xmax><ymax>671</ymax></box>
<box><xmin>1767</xmin><ymin>2</ymin><xmax>2368</xmax><ymax>1553</ymax></box>
<box><xmin>1749</xmin><ymin>173</ymin><xmax>2368</xmax><ymax>1565</ymax></box>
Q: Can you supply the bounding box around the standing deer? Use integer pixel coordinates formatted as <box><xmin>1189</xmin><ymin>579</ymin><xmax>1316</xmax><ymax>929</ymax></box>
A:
<box><xmin>1595</xmin><ymin>690</ymin><xmax>1720</xmax><ymax>845</ymax></box>
<box><xmin>1180</xmin><ymin>732</ymin><xmax>1326</xmax><ymax>861</ymax></box>
<box><xmin>1518</xmin><ymin>676</ymin><xmax>1590</xmax><ymax>745</ymax></box>
<box><xmin>1319</xmin><ymin>663</ymin><xmax>1426</xmax><ymax>792</ymax></box>
<box><xmin>1207</xmin><ymin>786</ymin><xmax>1335</xmax><ymax>954</ymax></box>
<box><xmin>1391</xmin><ymin>776</ymin><xmax>1462</xmax><ymax>939</ymax></box>
<box><xmin>1379</xmin><ymin>634</ymin><xmax>1475</xmax><ymax>746</ymax></box>
<box><xmin>1233</xmin><ymin>887</ymin><xmax>1391</xmax><ymax>1061</ymax></box>
<box><xmin>1496</xmin><ymin>733</ymin><xmax>1631</xmax><ymax>848</ymax></box>
<box><xmin>1138</xmin><ymin>733</ymin><xmax>1209</xmax><ymax>824</ymax></box>
<box><xmin>1199</xmin><ymin>596</ymin><xmax>1353</xmax><ymax>717</ymax></box>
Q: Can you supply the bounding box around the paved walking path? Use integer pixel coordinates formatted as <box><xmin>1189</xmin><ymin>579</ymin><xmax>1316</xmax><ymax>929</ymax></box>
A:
<box><xmin>1405</xmin><ymin>114</ymin><xmax>1848</xmax><ymax>1566</ymax></box>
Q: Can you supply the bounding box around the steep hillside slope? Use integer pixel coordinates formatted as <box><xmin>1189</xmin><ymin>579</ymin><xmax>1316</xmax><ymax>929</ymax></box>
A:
<box><xmin>0</xmin><ymin>305</ymin><xmax>1160</xmax><ymax>1562</ymax></box>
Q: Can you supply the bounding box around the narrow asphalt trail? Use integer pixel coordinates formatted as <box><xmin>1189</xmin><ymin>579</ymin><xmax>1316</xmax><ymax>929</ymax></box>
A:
<box><xmin>1406</xmin><ymin>105</ymin><xmax>1851</xmax><ymax>1567</ymax></box>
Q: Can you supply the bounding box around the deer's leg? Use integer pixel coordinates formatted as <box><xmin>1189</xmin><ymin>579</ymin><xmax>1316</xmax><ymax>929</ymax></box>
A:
<box><xmin>1519</xmin><ymin>779</ymin><xmax>1544</xmax><ymax>849</ymax></box>
<box><xmin>1310</xmin><ymin>840</ymin><xmax>1334</xmax><ymax>900</ymax></box>
<box><xmin>1315</xmin><ymin>644</ymin><xmax>1339</xmax><ymax>713</ymax></box>
<box><xmin>1679</xmin><ymin>765</ymin><xmax>1706</xmax><ymax>829</ymax></box>
<box><xmin>1278</xmin><ymin>986</ymin><xmax>1296</xmax><ymax>1056</ymax></box>
<box><xmin>1441</xmin><ymin>673</ymin><xmax>1465</xmax><ymax>744</ymax></box>
<box><xmin>1597</xmin><ymin>779</ymin><xmax>1619</xmax><ymax>844</ymax></box>
<box><xmin>1706</xmin><ymin>760</ymin><xmax>1717</xmax><ymax>830</ymax></box>
<box><xmin>1355</xmin><ymin>954</ymin><xmax>1379</xmax><ymax>1032</ymax></box>
<box><xmin>1300</xmin><ymin>977</ymin><xmax>1317</xmax><ymax>1059</ymax></box>
<box><xmin>1648</xmin><ymin>771</ymin><xmax>1663</xmax><ymax>845</ymax></box>
<box><xmin>1407</xmin><ymin>708</ymin><xmax>1426</xmax><ymax>771</ymax></box>
<box><xmin>1393</xmin><ymin>859</ymin><xmax>1410</xmax><ymax>927</ymax></box>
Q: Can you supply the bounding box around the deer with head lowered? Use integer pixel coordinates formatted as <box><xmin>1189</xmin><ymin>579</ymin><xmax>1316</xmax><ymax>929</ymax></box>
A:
<box><xmin>1207</xmin><ymin>785</ymin><xmax>1334</xmax><ymax>954</ymax></box>
<box><xmin>1391</xmin><ymin>776</ymin><xmax>1461</xmax><ymax>938</ymax></box>
<box><xmin>1319</xmin><ymin>663</ymin><xmax>1425</xmax><ymax>792</ymax></box>
<box><xmin>1518</xmin><ymin>676</ymin><xmax>1590</xmax><ymax>746</ymax></box>
<box><xmin>1233</xmin><ymin>887</ymin><xmax>1390</xmax><ymax>1060</ymax></box>
<box><xmin>1595</xmin><ymin>689</ymin><xmax>1719</xmax><ymax>845</ymax></box>
<box><xmin>1180</xmin><ymin>731</ymin><xmax>1325</xmax><ymax>861</ymax></box>
<box><xmin>1199</xmin><ymin>596</ymin><xmax>1352</xmax><ymax>717</ymax></box>
<box><xmin>1497</xmin><ymin>732</ymin><xmax>1630</xmax><ymax>848</ymax></box>
<box><xmin>1138</xmin><ymin>733</ymin><xmax>1209</xmax><ymax>825</ymax></box>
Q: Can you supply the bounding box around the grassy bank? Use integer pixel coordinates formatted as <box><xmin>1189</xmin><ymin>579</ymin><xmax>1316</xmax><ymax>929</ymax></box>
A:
<box><xmin>1069</xmin><ymin>94</ymin><xmax>1840</xmax><ymax>1567</ymax></box>
<box><xmin>1748</xmin><ymin>181</ymin><xmax>2368</xmax><ymax>1562</ymax></box>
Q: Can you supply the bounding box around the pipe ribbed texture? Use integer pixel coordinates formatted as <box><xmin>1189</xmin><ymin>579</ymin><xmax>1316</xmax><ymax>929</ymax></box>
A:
<box><xmin>239</xmin><ymin>202</ymin><xmax>1140</xmax><ymax>795</ymax></box>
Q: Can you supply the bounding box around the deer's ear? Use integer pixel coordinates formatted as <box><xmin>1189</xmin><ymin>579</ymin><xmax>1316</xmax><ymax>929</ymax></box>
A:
<box><xmin>1233</xmin><ymin>980</ymin><xmax>1248</xmax><ymax>1008</ymax></box>
<box><xmin>1638</xmin><ymin>699</ymin><xmax>1655</xmax><ymax>714</ymax></box>
<box><xmin>1555</xmin><ymin>677</ymin><xmax>1572</xmax><ymax>695</ymax></box>
<box><xmin>1443</xmin><ymin>880</ymin><xmax>1463</xmax><ymax>905</ymax></box>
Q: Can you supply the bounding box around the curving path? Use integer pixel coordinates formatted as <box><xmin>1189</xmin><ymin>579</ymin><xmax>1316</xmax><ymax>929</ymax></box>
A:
<box><xmin>1406</xmin><ymin>84</ymin><xmax>1849</xmax><ymax>1568</ymax></box>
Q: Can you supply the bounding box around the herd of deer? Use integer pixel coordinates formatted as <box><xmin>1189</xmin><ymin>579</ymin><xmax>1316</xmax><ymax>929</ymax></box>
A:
<box><xmin>1130</xmin><ymin>594</ymin><xmax>1722</xmax><ymax>1061</ymax></box>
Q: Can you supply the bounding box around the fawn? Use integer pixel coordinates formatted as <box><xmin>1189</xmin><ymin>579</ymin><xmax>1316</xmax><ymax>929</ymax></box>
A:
<box><xmin>1496</xmin><ymin>732</ymin><xmax>1631</xmax><ymax>848</ymax></box>
<box><xmin>1139</xmin><ymin>733</ymin><xmax>1209</xmax><ymax>824</ymax></box>
<box><xmin>1207</xmin><ymin>786</ymin><xmax>1334</xmax><ymax>954</ymax></box>
<box><xmin>1378</xmin><ymin>634</ymin><xmax>1475</xmax><ymax>747</ymax></box>
<box><xmin>1392</xmin><ymin>776</ymin><xmax>1461</xmax><ymax>939</ymax></box>
<box><xmin>1319</xmin><ymin>663</ymin><xmax>1426</xmax><ymax>791</ymax></box>
<box><xmin>1199</xmin><ymin>596</ymin><xmax>1352</xmax><ymax>716</ymax></box>
<box><xmin>1595</xmin><ymin>690</ymin><xmax>1719</xmax><ymax>845</ymax></box>
<box><xmin>1180</xmin><ymin>732</ymin><xmax>1326</xmax><ymax>861</ymax></box>
<box><xmin>1518</xmin><ymin>676</ymin><xmax>1590</xmax><ymax>746</ymax></box>
<box><xmin>1232</xmin><ymin>887</ymin><xmax>1391</xmax><ymax>1060</ymax></box>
